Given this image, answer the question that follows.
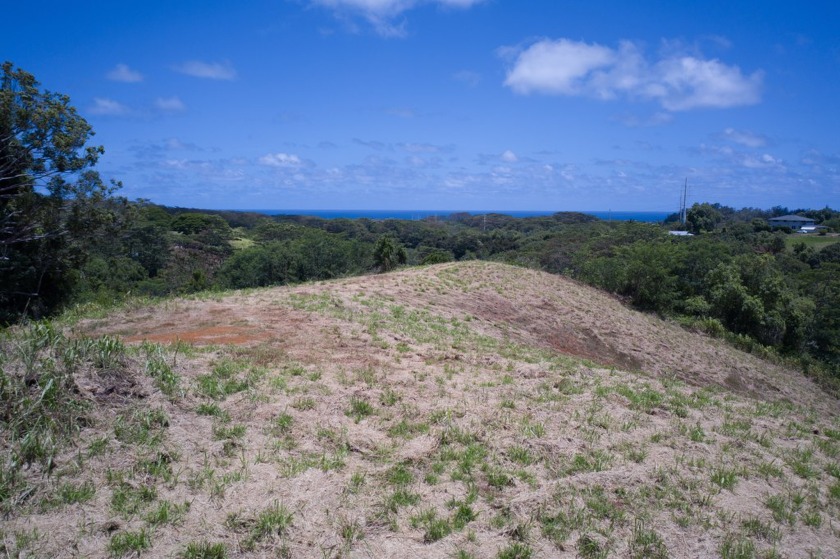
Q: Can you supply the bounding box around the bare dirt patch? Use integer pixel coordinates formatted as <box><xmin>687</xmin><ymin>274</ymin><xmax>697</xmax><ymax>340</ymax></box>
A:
<box><xmin>124</xmin><ymin>325</ymin><xmax>270</xmax><ymax>346</ymax></box>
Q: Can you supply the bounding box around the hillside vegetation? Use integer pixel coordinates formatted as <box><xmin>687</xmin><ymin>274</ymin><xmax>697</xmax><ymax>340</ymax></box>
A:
<box><xmin>2</xmin><ymin>262</ymin><xmax>839</xmax><ymax>558</ymax></box>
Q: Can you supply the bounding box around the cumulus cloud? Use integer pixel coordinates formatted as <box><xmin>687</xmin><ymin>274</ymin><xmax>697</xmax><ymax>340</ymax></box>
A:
<box><xmin>311</xmin><ymin>0</ymin><xmax>485</xmax><ymax>36</ymax></box>
<box><xmin>107</xmin><ymin>63</ymin><xmax>143</xmax><ymax>83</ymax></box>
<box><xmin>174</xmin><ymin>60</ymin><xmax>237</xmax><ymax>80</ymax></box>
<box><xmin>259</xmin><ymin>153</ymin><xmax>303</xmax><ymax>167</ymax></box>
<box><xmin>503</xmin><ymin>38</ymin><xmax>763</xmax><ymax>111</ymax></box>
<box><xmin>88</xmin><ymin>97</ymin><xmax>130</xmax><ymax>116</ymax></box>
<box><xmin>504</xmin><ymin>39</ymin><xmax>616</xmax><ymax>95</ymax></box>
<box><xmin>155</xmin><ymin>96</ymin><xmax>186</xmax><ymax>112</ymax></box>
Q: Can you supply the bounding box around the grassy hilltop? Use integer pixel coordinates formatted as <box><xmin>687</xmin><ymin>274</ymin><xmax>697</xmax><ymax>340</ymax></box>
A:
<box><xmin>2</xmin><ymin>261</ymin><xmax>839</xmax><ymax>558</ymax></box>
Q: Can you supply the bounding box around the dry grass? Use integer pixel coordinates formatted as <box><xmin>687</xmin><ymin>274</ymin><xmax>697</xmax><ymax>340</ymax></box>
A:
<box><xmin>2</xmin><ymin>261</ymin><xmax>838</xmax><ymax>558</ymax></box>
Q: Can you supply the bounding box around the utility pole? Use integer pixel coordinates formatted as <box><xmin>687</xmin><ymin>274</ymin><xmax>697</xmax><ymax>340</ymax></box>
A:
<box><xmin>680</xmin><ymin>178</ymin><xmax>688</xmax><ymax>225</ymax></box>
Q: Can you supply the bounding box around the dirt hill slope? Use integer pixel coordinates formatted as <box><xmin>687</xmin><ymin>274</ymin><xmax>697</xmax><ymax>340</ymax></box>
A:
<box><xmin>3</xmin><ymin>261</ymin><xmax>839</xmax><ymax>558</ymax></box>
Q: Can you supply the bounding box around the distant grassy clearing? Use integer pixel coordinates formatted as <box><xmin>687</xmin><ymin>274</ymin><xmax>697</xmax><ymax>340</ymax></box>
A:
<box><xmin>785</xmin><ymin>234</ymin><xmax>839</xmax><ymax>251</ymax></box>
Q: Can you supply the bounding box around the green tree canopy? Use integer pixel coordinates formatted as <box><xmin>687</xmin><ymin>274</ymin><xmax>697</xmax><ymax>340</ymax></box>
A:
<box><xmin>686</xmin><ymin>203</ymin><xmax>723</xmax><ymax>234</ymax></box>
<box><xmin>1</xmin><ymin>61</ymin><xmax>122</xmax><ymax>320</ymax></box>
<box><xmin>373</xmin><ymin>234</ymin><xmax>407</xmax><ymax>272</ymax></box>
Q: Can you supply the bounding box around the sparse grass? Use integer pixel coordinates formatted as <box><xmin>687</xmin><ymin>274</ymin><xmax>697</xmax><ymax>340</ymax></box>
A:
<box><xmin>615</xmin><ymin>384</ymin><xmax>663</xmax><ymax>413</ymax></box>
<box><xmin>232</xmin><ymin>501</ymin><xmax>294</xmax><ymax>550</ymax></box>
<box><xmin>4</xmin><ymin>263</ymin><xmax>840</xmax><ymax>559</ymax></box>
<box><xmin>787</xmin><ymin>448</ymin><xmax>817</xmax><ymax>479</ymax></box>
<box><xmin>741</xmin><ymin>516</ymin><xmax>780</xmax><ymax>543</ymax></box>
<box><xmin>577</xmin><ymin>534</ymin><xmax>608</xmax><ymax>559</ymax></box>
<box><xmin>508</xmin><ymin>445</ymin><xmax>535</xmax><ymax>465</ymax></box>
<box><xmin>622</xmin><ymin>520</ymin><xmax>663</xmax><ymax>558</ymax></box>
<box><xmin>720</xmin><ymin>534</ymin><xmax>756</xmax><ymax>559</ymax></box>
<box><xmin>338</xmin><ymin>515</ymin><xmax>364</xmax><ymax>545</ymax></box>
<box><xmin>829</xmin><ymin>481</ymin><xmax>840</xmax><ymax>502</ymax></box>
<box><xmin>195</xmin><ymin>358</ymin><xmax>252</xmax><ymax>400</ymax></box>
<box><xmin>195</xmin><ymin>402</ymin><xmax>229</xmax><ymax>420</ymax></box>
<box><xmin>386</xmin><ymin>463</ymin><xmax>414</xmax><ymax>486</ymax></box>
<box><xmin>541</xmin><ymin>507</ymin><xmax>583</xmax><ymax>547</ymax></box>
<box><xmin>348</xmin><ymin>471</ymin><xmax>365</xmax><ymax>493</ymax></box>
<box><xmin>450</xmin><ymin>500</ymin><xmax>478</xmax><ymax>530</ymax></box>
<box><xmin>113</xmin><ymin>408</ymin><xmax>169</xmax><ymax>446</ymax></box>
<box><xmin>410</xmin><ymin>508</ymin><xmax>452</xmax><ymax>542</ymax></box>
<box><xmin>146</xmin><ymin>500</ymin><xmax>190</xmax><ymax>526</ymax></box>
<box><xmin>111</xmin><ymin>481</ymin><xmax>157</xmax><ymax>516</ymax></box>
<box><xmin>273</xmin><ymin>412</ymin><xmax>294</xmax><ymax>434</ymax></box>
<box><xmin>711</xmin><ymin>466</ymin><xmax>739</xmax><ymax>491</ymax></box>
<box><xmin>212</xmin><ymin>424</ymin><xmax>246</xmax><ymax>441</ymax></box>
<box><xmin>135</xmin><ymin>449</ymin><xmax>178</xmax><ymax>482</ymax></box>
<box><xmin>108</xmin><ymin>528</ymin><xmax>151</xmax><ymax>557</ymax></box>
<box><xmin>496</xmin><ymin>541</ymin><xmax>533</xmax><ymax>559</ymax></box>
<box><xmin>483</xmin><ymin>464</ymin><xmax>513</xmax><ymax>488</ymax></box>
<box><xmin>142</xmin><ymin>342</ymin><xmax>181</xmax><ymax>397</ymax></box>
<box><xmin>383</xmin><ymin>488</ymin><xmax>420</xmax><ymax>513</ymax></box>
<box><xmin>562</xmin><ymin>450</ymin><xmax>613</xmax><ymax>476</ymax></box>
<box><xmin>765</xmin><ymin>494</ymin><xmax>796</xmax><ymax>525</ymax></box>
<box><xmin>346</xmin><ymin>396</ymin><xmax>374</xmax><ymax>422</ymax></box>
<box><xmin>56</xmin><ymin>480</ymin><xmax>95</xmax><ymax>505</ymax></box>
<box><xmin>0</xmin><ymin>324</ymin><xmax>117</xmax><ymax>511</ymax></box>
<box><xmin>379</xmin><ymin>387</ymin><xmax>401</xmax><ymax>406</ymax></box>
<box><xmin>388</xmin><ymin>418</ymin><xmax>429</xmax><ymax>438</ymax></box>
<box><xmin>756</xmin><ymin>460</ymin><xmax>785</xmax><ymax>480</ymax></box>
<box><xmin>181</xmin><ymin>540</ymin><xmax>228</xmax><ymax>558</ymax></box>
<box><xmin>291</xmin><ymin>396</ymin><xmax>316</xmax><ymax>411</ymax></box>
<box><xmin>688</xmin><ymin>423</ymin><xmax>705</xmax><ymax>442</ymax></box>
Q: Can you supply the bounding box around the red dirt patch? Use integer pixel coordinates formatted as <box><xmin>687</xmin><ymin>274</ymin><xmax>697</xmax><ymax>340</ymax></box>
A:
<box><xmin>124</xmin><ymin>325</ymin><xmax>270</xmax><ymax>346</ymax></box>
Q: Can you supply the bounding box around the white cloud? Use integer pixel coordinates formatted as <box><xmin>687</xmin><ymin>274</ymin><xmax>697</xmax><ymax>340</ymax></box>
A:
<box><xmin>155</xmin><ymin>96</ymin><xmax>186</xmax><ymax>112</ymax></box>
<box><xmin>504</xmin><ymin>39</ymin><xmax>615</xmax><ymax>95</ymax></box>
<box><xmin>311</xmin><ymin>0</ymin><xmax>485</xmax><ymax>36</ymax></box>
<box><xmin>500</xmin><ymin>149</ymin><xmax>518</xmax><ymax>163</ymax></box>
<box><xmin>722</xmin><ymin>128</ymin><xmax>767</xmax><ymax>148</ymax></box>
<box><xmin>742</xmin><ymin>153</ymin><xmax>784</xmax><ymax>169</ymax></box>
<box><xmin>107</xmin><ymin>63</ymin><xmax>143</xmax><ymax>83</ymax></box>
<box><xmin>655</xmin><ymin>56</ymin><xmax>763</xmax><ymax>110</ymax></box>
<box><xmin>174</xmin><ymin>60</ymin><xmax>237</xmax><ymax>80</ymax></box>
<box><xmin>503</xmin><ymin>38</ymin><xmax>763</xmax><ymax>111</ymax></box>
<box><xmin>88</xmin><ymin>97</ymin><xmax>130</xmax><ymax>116</ymax></box>
<box><xmin>259</xmin><ymin>153</ymin><xmax>303</xmax><ymax>167</ymax></box>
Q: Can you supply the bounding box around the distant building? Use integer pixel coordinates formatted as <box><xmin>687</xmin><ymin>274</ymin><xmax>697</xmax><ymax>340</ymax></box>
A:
<box><xmin>668</xmin><ymin>231</ymin><xmax>694</xmax><ymax>236</ymax></box>
<box><xmin>768</xmin><ymin>215</ymin><xmax>816</xmax><ymax>230</ymax></box>
<box><xmin>798</xmin><ymin>225</ymin><xmax>828</xmax><ymax>234</ymax></box>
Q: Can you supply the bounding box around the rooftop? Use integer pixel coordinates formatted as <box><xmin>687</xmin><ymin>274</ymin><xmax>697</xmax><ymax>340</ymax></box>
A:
<box><xmin>769</xmin><ymin>214</ymin><xmax>815</xmax><ymax>222</ymax></box>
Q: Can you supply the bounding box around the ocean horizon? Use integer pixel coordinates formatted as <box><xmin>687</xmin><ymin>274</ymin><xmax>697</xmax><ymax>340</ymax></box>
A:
<box><xmin>244</xmin><ymin>209</ymin><xmax>672</xmax><ymax>223</ymax></box>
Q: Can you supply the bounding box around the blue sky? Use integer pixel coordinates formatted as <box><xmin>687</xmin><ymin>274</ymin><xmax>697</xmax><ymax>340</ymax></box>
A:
<box><xmin>4</xmin><ymin>0</ymin><xmax>839</xmax><ymax>211</ymax></box>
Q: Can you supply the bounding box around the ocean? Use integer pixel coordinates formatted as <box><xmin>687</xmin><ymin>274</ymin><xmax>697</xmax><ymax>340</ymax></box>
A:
<box><xmin>247</xmin><ymin>209</ymin><xmax>672</xmax><ymax>223</ymax></box>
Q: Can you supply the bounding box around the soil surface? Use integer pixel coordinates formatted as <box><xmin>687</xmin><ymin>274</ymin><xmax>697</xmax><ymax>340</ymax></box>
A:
<box><xmin>5</xmin><ymin>262</ymin><xmax>839</xmax><ymax>559</ymax></box>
